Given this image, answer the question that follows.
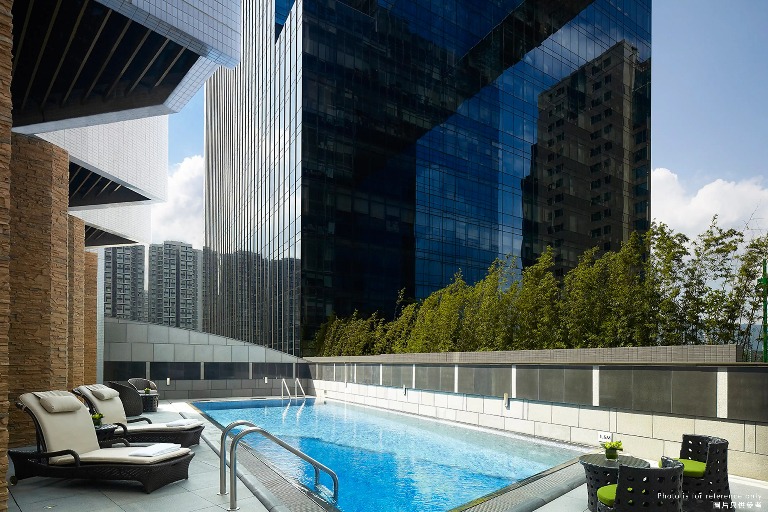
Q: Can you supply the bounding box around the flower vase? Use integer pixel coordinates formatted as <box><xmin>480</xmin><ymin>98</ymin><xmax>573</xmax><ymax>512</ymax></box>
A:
<box><xmin>605</xmin><ymin>448</ymin><xmax>618</xmax><ymax>460</ymax></box>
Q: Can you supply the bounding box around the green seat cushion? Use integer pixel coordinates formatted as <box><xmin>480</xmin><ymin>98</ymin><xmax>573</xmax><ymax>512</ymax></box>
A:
<box><xmin>658</xmin><ymin>458</ymin><xmax>706</xmax><ymax>478</ymax></box>
<box><xmin>597</xmin><ymin>484</ymin><xmax>617</xmax><ymax>507</ymax></box>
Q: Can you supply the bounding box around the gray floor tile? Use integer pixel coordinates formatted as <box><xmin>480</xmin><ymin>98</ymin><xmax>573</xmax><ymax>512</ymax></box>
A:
<box><xmin>190</xmin><ymin>482</ymin><xmax>255</xmax><ymax>505</ymax></box>
<box><xmin>9</xmin><ymin>479</ymin><xmax>95</xmax><ymax>506</ymax></box>
<box><xmin>7</xmin><ymin>497</ymin><xmax>21</xmax><ymax>512</ymax></box>
<box><xmin>100</xmin><ymin>480</ymin><xmax>188</xmax><ymax>505</ymax></box>
<box><xmin>178</xmin><ymin>468</ymin><xmax>224</xmax><ymax>491</ymax></box>
<box><xmin>209</xmin><ymin>496</ymin><xmax>268</xmax><ymax>511</ymax></box>
<box><xmin>14</xmin><ymin>492</ymin><xmax>119</xmax><ymax>512</ymax></box>
<box><xmin>118</xmin><ymin>491</ymin><xmax>217</xmax><ymax>512</ymax></box>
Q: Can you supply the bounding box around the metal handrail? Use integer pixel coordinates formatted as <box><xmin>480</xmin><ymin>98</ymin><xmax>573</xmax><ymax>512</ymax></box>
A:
<box><xmin>281</xmin><ymin>378</ymin><xmax>292</xmax><ymax>400</ymax></box>
<box><xmin>295</xmin><ymin>378</ymin><xmax>306</xmax><ymax>399</ymax></box>
<box><xmin>219</xmin><ymin>420</ymin><xmax>257</xmax><ymax>496</ymax></box>
<box><xmin>222</xmin><ymin>424</ymin><xmax>339</xmax><ymax>511</ymax></box>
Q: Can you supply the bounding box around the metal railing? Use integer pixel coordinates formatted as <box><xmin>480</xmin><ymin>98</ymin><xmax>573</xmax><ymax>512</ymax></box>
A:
<box><xmin>295</xmin><ymin>378</ymin><xmax>306</xmax><ymax>399</ymax></box>
<box><xmin>280</xmin><ymin>378</ymin><xmax>292</xmax><ymax>400</ymax></box>
<box><xmin>218</xmin><ymin>420</ymin><xmax>339</xmax><ymax>511</ymax></box>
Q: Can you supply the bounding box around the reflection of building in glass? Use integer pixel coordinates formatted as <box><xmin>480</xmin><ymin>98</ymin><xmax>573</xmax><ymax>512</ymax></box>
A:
<box><xmin>104</xmin><ymin>246</ymin><xmax>146</xmax><ymax>322</ymax></box>
<box><xmin>522</xmin><ymin>41</ymin><xmax>651</xmax><ymax>274</ymax></box>
<box><xmin>148</xmin><ymin>241</ymin><xmax>202</xmax><ymax>329</ymax></box>
<box><xmin>205</xmin><ymin>0</ymin><xmax>651</xmax><ymax>355</ymax></box>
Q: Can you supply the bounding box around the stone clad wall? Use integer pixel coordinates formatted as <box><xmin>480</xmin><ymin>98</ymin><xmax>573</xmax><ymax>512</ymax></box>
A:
<box><xmin>68</xmin><ymin>216</ymin><xmax>85</xmax><ymax>388</ymax></box>
<box><xmin>8</xmin><ymin>134</ymin><xmax>70</xmax><ymax>447</ymax></box>
<box><xmin>84</xmin><ymin>251</ymin><xmax>99</xmax><ymax>385</ymax></box>
<box><xmin>0</xmin><ymin>1</ymin><xmax>13</xmax><ymax>509</ymax></box>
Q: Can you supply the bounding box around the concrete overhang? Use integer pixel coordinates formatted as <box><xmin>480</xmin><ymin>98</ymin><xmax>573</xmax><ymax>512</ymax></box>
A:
<box><xmin>12</xmin><ymin>0</ymin><xmax>242</xmax><ymax>134</ymax></box>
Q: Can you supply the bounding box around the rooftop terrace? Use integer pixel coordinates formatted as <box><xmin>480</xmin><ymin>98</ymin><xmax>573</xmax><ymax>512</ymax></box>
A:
<box><xmin>5</xmin><ymin>397</ymin><xmax>767</xmax><ymax>512</ymax></box>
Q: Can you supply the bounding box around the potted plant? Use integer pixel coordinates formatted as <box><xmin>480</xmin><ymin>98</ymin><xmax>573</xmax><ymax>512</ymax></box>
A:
<box><xmin>144</xmin><ymin>387</ymin><xmax>151</xmax><ymax>395</ymax></box>
<box><xmin>601</xmin><ymin>440</ymin><xmax>623</xmax><ymax>460</ymax></box>
<box><xmin>92</xmin><ymin>412</ymin><xmax>104</xmax><ymax>427</ymax></box>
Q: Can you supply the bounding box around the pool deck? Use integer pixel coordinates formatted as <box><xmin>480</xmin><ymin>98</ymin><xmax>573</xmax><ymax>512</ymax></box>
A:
<box><xmin>5</xmin><ymin>399</ymin><xmax>767</xmax><ymax>512</ymax></box>
<box><xmin>6</xmin><ymin>400</ymin><xmax>270</xmax><ymax>512</ymax></box>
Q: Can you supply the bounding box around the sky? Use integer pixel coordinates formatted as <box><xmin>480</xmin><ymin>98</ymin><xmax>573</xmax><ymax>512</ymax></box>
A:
<box><xmin>153</xmin><ymin>1</ymin><xmax>768</xmax><ymax>249</ymax></box>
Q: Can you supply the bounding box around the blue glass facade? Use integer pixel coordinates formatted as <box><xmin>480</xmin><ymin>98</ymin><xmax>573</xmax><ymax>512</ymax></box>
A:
<box><xmin>205</xmin><ymin>0</ymin><xmax>651</xmax><ymax>355</ymax></box>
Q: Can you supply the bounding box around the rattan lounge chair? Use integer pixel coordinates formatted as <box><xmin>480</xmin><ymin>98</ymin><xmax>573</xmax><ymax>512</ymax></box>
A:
<box><xmin>106</xmin><ymin>381</ymin><xmax>145</xmax><ymax>417</ymax></box>
<box><xmin>676</xmin><ymin>434</ymin><xmax>733</xmax><ymax>510</ymax></box>
<box><xmin>8</xmin><ymin>391</ymin><xmax>194</xmax><ymax>493</ymax></box>
<box><xmin>74</xmin><ymin>384</ymin><xmax>204</xmax><ymax>447</ymax></box>
<box><xmin>128</xmin><ymin>377</ymin><xmax>158</xmax><ymax>393</ymax></box>
<box><xmin>596</xmin><ymin>457</ymin><xmax>684</xmax><ymax>512</ymax></box>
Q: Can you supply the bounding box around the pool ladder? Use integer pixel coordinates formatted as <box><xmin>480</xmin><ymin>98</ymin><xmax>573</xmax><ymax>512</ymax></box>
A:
<box><xmin>281</xmin><ymin>378</ymin><xmax>306</xmax><ymax>401</ymax></box>
<box><xmin>218</xmin><ymin>420</ymin><xmax>339</xmax><ymax>511</ymax></box>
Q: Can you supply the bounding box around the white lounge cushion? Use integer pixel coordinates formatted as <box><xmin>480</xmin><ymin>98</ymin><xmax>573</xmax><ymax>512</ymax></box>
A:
<box><xmin>116</xmin><ymin>420</ymin><xmax>203</xmax><ymax>435</ymax></box>
<box><xmin>75</xmin><ymin>385</ymin><xmax>128</xmax><ymax>424</ymax></box>
<box><xmin>165</xmin><ymin>419</ymin><xmax>202</xmax><ymax>428</ymax></box>
<box><xmin>38</xmin><ymin>395</ymin><xmax>83</xmax><ymax>414</ymax></box>
<box><xmin>49</xmin><ymin>446</ymin><xmax>191</xmax><ymax>466</ymax></box>
<box><xmin>129</xmin><ymin>443</ymin><xmax>182</xmax><ymax>457</ymax></box>
<box><xmin>86</xmin><ymin>384</ymin><xmax>119</xmax><ymax>401</ymax></box>
<box><xmin>20</xmin><ymin>391</ymin><xmax>101</xmax><ymax>462</ymax></box>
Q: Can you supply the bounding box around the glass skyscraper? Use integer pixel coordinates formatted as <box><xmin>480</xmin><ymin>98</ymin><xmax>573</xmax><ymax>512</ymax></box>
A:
<box><xmin>205</xmin><ymin>0</ymin><xmax>651</xmax><ymax>355</ymax></box>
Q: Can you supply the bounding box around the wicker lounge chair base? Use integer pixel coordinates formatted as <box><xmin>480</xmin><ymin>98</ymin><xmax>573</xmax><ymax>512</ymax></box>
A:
<box><xmin>8</xmin><ymin>449</ymin><xmax>193</xmax><ymax>493</ymax></box>
<box><xmin>120</xmin><ymin>425</ymin><xmax>203</xmax><ymax>448</ymax></box>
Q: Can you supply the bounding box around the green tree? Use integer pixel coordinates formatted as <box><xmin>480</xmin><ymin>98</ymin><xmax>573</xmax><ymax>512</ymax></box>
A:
<box><xmin>560</xmin><ymin>247</ymin><xmax>609</xmax><ymax>347</ymax></box>
<box><xmin>603</xmin><ymin>231</ymin><xmax>659</xmax><ymax>347</ymax></box>
<box><xmin>508</xmin><ymin>247</ymin><xmax>561</xmax><ymax>349</ymax></box>
<box><xmin>647</xmin><ymin>222</ymin><xmax>690</xmax><ymax>345</ymax></box>
<box><xmin>407</xmin><ymin>272</ymin><xmax>468</xmax><ymax>353</ymax></box>
<box><xmin>458</xmin><ymin>259</ymin><xmax>511</xmax><ymax>351</ymax></box>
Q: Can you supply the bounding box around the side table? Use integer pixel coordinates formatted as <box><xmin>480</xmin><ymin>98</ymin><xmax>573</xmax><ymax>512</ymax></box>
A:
<box><xmin>94</xmin><ymin>423</ymin><xmax>118</xmax><ymax>443</ymax></box>
<box><xmin>140</xmin><ymin>393</ymin><xmax>159</xmax><ymax>412</ymax></box>
<box><xmin>579</xmin><ymin>453</ymin><xmax>650</xmax><ymax>512</ymax></box>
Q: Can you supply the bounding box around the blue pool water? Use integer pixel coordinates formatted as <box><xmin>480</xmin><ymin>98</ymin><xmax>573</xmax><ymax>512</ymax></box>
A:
<box><xmin>195</xmin><ymin>398</ymin><xmax>581</xmax><ymax>512</ymax></box>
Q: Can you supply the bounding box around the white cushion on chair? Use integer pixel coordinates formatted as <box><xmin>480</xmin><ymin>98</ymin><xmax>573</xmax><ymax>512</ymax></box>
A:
<box><xmin>86</xmin><ymin>385</ymin><xmax>120</xmax><ymax>401</ymax></box>
<box><xmin>76</xmin><ymin>385</ymin><xmax>128</xmax><ymax>424</ymax></box>
<box><xmin>50</xmin><ymin>446</ymin><xmax>191</xmax><ymax>465</ymax></box>
<box><xmin>36</xmin><ymin>394</ymin><xmax>83</xmax><ymax>414</ymax></box>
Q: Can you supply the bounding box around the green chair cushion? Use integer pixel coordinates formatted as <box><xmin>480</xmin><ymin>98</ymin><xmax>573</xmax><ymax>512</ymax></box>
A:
<box><xmin>597</xmin><ymin>484</ymin><xmax>617</xmax><ymax>507</ymax></box>
<box><xmin>658</xmin><ymin>457</ymin><xmax>706</xmax><ymax>478</ymax></box>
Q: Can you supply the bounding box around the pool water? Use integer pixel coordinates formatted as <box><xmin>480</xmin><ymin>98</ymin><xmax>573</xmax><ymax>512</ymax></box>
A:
<box><xmin>195</xmin><ymin>398</ymin><xmax>581</xmax><ymax>512</ymax></box>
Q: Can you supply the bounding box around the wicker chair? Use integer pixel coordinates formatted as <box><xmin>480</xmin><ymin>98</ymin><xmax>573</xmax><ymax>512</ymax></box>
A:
<box><xmin>106</xmin><ymin>381</ymin><xmax>144</xmax><ymax>417</ymax></box>
<box><xmin>74</xmin><ymin>385</ymin><xmax>203</xmax><ymax>447</ymax></box>
<box><xmin>128</xmin><ymin>377</ymin><xmax>157</xmax><ymax>392</ymax></box>
<box><xmin>678</xmin><ymin>434</ymin><xmax>733</xmax><ymax>510</ymax></box>
<box><xmin>596</xmin><ymin>457</ymin><xmax>684</xmax><ymax>512</ymax></box>
<box><xmin>9</xmin><ymin>391</ymin><xmax>193</xmax><ymax>493</ymax></box>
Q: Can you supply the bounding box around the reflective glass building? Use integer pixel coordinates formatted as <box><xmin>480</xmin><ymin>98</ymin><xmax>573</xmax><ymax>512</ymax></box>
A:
<box><xmin>205</xmin><ymin>0</ymin><xmax>651</xmax><ymax>355</ymax></box>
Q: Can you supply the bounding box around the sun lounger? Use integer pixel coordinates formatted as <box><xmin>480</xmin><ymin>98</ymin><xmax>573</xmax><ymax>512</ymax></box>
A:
<box><xmin>73</xmin><ymin>384</ymin><xmax>204</xmax><ymax>447</ymax></box>
<box><xmin>9</xmin><ymin>391</ymin><xmax>194</xmax><ymax>493</ymax></box>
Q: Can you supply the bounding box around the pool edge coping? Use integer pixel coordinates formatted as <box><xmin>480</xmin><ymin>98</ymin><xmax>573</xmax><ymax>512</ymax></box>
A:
<box><xmin>449</xmin><ymin>456</ymin><xmax>586</xmax><ymax>512</ymax></box>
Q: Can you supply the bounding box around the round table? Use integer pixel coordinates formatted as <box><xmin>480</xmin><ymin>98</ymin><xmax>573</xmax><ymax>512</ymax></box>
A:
<box><xmin>579</xmin><ymin>453</ymin><xmax>651</xmax><ymax>512</ymax></box>
<box><xmin>140</xmin><ymin>392</ymin><xmax>159</xmax><ymax>412</ymax></box>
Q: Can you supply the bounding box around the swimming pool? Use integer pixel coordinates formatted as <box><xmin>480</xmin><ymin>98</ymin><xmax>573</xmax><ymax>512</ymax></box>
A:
<box><xmin>194</xmin><ymin>398</ymin><xmax>581</xmax><ymax>512</ymax></box>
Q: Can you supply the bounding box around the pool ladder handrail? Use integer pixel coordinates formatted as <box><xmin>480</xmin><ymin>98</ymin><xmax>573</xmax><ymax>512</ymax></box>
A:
<box><xmin>295</xmin><ymin>378</ymin><xmax>306</xmax><ymax>399</ymax></box>
<box><xmin>281</xmin><ymin>377</ymin><xmax>307</xmax><ymax>400</ymax></box>
<box><xmin>218</xmin><ymin>420</ymin><xmax>339</xmax><ymax>511</ymax></box>
<box><xmin>280</xmin><ymin>378</ymin><xmax>292</xmax><ymax>400</ymax></box>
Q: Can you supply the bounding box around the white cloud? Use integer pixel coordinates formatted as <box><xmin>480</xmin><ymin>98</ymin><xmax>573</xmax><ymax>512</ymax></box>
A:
<box><xmin>652</xmin><ymin>167</ymin><xmax>768</xmax><ymax>238</ymax></box>
<box><xmin>151</xmin><ymin>155</ymin><xmax>205</xmax><ymax>249</ymax></box>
